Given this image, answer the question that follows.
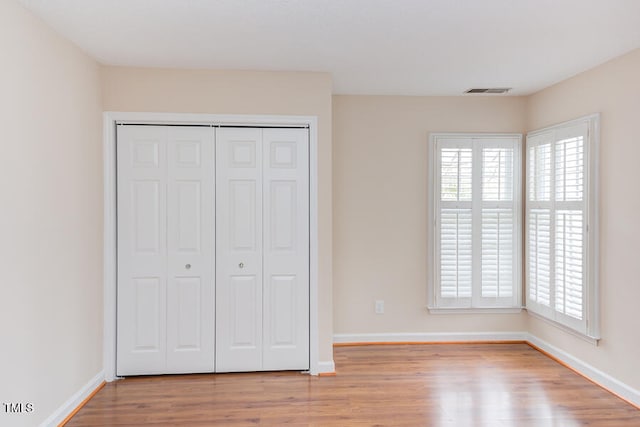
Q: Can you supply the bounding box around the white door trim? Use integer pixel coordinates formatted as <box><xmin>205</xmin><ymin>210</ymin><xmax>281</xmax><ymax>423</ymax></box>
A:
<box><xmin>103</xmin><ymin>111</ymin><xmax>320</xmax><ymax>380</ymax></box>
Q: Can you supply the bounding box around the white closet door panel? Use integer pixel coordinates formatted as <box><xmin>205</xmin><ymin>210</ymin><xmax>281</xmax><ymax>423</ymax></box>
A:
<box><xmin>132</xmin><ymin>181</ymin><xmax>161</xmax><ymax>253</ymax></box>
<box><xmin>229</xmin><ymin>180</ymin><xmax>258</xmax><ymax>250</ymax></box>
<box><xmin>169</xmin><ymin>277</ymin><xmax>201</xmax><ymax>345</ymax></box>
<box><xmin>216</xmin><ymin>128</ymin><xmax>263</xmax><ymax>372</ymax></box>
<box><xmin>230</xmin><ymin>275</ymin><xmax>260</xmax><ymax>345</ymax></box>
<box><xmin>262</xmin><ymin>128</ymin><xmax>309</xmax><ymax>371</ymax></box>
<box><xmin>166</xmin><ymin>127</ymin><xmax>215</xmax><ymax>374</ymax></box>
<box><xmin>117</xmin><ymin>126</ymin><xmax>168</xmax><ymax>375</ymax></box>
<box><xmin>266</xmin><ymin>274</ymin><xmax>297</xmax><ymax>343</ymax></box>
<box><xmin>132</xmin><ymin>277</ymin><xmax>163</xmax><ymax>350</ymax></box>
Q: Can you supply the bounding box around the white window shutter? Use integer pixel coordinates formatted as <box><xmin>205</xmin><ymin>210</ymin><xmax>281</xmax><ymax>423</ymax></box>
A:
<box><xmin>482</xmin><ymin>148</ymin><xmax>513</xmax><ymax>202</ymax></box>
<box><xmin>440</xmin><ymin>208</ymin><xmax>473</xmax><ymax>298</ymax></box>
<box><xmin>480</xmin><ymin>147</ymin><xmax>516</xmax><ymax>302</ymax></box>
<box><xmin>555</xmin><ymin>210</ymin><xmax>583</xmax><ymax>320</ymax></box>
<box><xmin>438</xmin><ymin>145</ymin><xmax>473</xmax><ymax>305</ymax></box>
<box><xmin>529</xmin><ymin>143</ymin><xmax>551</xmax><ymax>202</ymax></box>
<box><xmin>430</xmin><ymin>135</ymin><xmax>521</xmax><ymax>309</ymax></box>
<box><xmin>528</xmin><ymin>209</ymin><xmax>551</xmax><ymax>306</ymax></box>
<box><xmin>526</xmin><ymin>117</ymin><xmax>597</xmax><ymax>338</ymax></box>
<box><xmin>481</xmin><ymin>208</ymin><xmax>513</xmax><ymax>298</ymax></box>
<box><xmin>441</xmin><ymin>148</ymin><xmax>472</xmax><ymax>201</ymax></box>
<box><xmin>555</xmin><ymin>136</ymin><xmax>584</xmax><ymax>202</ymax></box>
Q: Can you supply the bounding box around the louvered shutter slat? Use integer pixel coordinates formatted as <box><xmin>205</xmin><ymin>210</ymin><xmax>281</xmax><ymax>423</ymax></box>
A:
<box><xmin>555</xmin><ymin>210</ymin><xmax>584</xmax><ymax>320</ymax></box>
<box><xmin>481</xmin><ymin>208</ymin><xmax>513</xmax><ymax>298</ymax></box>
<box><xmin>528</xmin><ymin>208</ymin><xmax>551</xmax><ymax>306</ymax></box>
<box><xmin>440</xmin><ymin>208</ymin><xmax>473</xmax><ymax>298</ymax></box>
<box><xmin>556</xmin><ymin>137</ymin><xmax>584</xmax><ymax>202</ymax></box>
<box><xmin>441</xmin><ymin>148</ymin><xmax>472</xmax><ymax>201</ymax></box>
<box><xmin>529</xmin><ymin>144</ymin><xmax>551</xmax><ymax>202</ymax></box>
<box><xmin>483</xmin><ymin>149</ymin><xmax>513</xmax><ymax>201</ymax></box>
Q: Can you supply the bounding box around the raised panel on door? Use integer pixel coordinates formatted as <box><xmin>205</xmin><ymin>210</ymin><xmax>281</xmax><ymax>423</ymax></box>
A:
<box><xmin>216</xmin><ymin>128</ymin><xmax>263</xmax><ymax>372</ymax></box>
<box><xmin>117</xmin><ymin>125</ymin><xmax>168</xmax><ymax>376</ymax></box>
<box><xmin>230</xmin><ymin>275</ymin><xmax>259</xmax><ymax>344</ymax></box>
<box><xmin>166</xmin><ymin>127</ymin><xmax>215</xmax><ymax>374</ymax></box>
<box><xmin>133</xmin><ymin>277</ymin><xmax>163</xmax><ymax>350</ymax></box>
<box><xmin>262</xmin><ymin>128</ymin><xmax>310</xmax><ymax>370</ymax></box>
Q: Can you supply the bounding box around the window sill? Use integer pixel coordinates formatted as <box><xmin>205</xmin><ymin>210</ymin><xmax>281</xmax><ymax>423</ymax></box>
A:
<box><xmin>426</xmin><ymin>306</ymin><xmax>524</xmax><ymax>315</ymax></box>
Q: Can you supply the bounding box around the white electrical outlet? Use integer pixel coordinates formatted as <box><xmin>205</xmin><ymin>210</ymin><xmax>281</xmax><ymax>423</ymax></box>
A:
<box><xmin>375</xmin><ymin>300</ymin><xmax>384</xmax><ymax>314</ymax></box>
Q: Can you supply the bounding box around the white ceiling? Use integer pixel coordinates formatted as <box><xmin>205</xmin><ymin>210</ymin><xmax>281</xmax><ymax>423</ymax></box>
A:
<box><xmin>19</xmin><ymin>0</ymin><xmax>640</xmax><ymax>96</ymax></box>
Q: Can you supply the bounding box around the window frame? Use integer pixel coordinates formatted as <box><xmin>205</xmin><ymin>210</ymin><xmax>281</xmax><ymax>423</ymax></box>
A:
<box><xmin>427</xmin><ymin>133</ymin><xmax>523</xmax><ymax>312</ymax></box>
<box><xmin>525</xmin><ymin>114</ymin><xmax>600</xmax><ymax>339</ymax></box>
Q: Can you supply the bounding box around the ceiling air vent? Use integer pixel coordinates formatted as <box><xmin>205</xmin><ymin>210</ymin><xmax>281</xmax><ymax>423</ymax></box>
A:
<box><xmin>465</xmin><ymin>88</ymin><xmax>511</xmax><ymax>94</ymax></box>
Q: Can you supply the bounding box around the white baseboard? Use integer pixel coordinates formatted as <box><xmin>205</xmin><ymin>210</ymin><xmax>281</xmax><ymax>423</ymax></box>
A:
<box><xmin>316</xmin><ymin>360</ymin><xmax>336</xmax><ymax>375</ymax></box>
<box><xmin>527</xmin><ymin>334</ymin><xmax>640</xmax><ymax>407</ymax></box>
<box><xmin>40</xmin><ymin>371</ymin><xmax>104</xmax><ymax>427</ymax></box>
<box><xmin>332</xmin><ymin>332</ymin><xmax>640</xmax><ymax>408</ymax></box>
<box><xmin>333</xmin><ymin>331</ymin><xmax>528</xmax><ymax>344</ymax></box>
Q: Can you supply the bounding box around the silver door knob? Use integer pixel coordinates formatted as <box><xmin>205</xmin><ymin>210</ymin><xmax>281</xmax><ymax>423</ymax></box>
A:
<box><xmin>185</xmin><ymin>264</ymin><xmax>191</xmax><ymax>269</ymax></box>
<box><xmin>239</xmin><ymin>262</ymin><xmax>244</xmax><ymax>268</ymax></box>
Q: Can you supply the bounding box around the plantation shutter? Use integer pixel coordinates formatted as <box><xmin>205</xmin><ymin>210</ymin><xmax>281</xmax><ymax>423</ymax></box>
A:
<box><xmin>526</xmin><ymin>121</ymin><xmax>592</xmax><ymax>334</ymax></box>
<box><xmin>438</xmin><ymin>142</ymin><xmax>473</xmax><ymax>306</ymax></box>
<box><xmin>553</xmin><ymin>125</ymin><xmax>588</xmax><ymax>331</ymax></box>
<box><xmin>480</xmin><ymin>144</ymin><xmax>518</xmax><ymax>306</ymax></box>
<box><xmin>432</xmin><ymin>135</ymin><xmax>521</xmax><ymax>309</ymax></box>
<box><xmin>526</xmin><ymin>135</ymin><xmax>553</xmax><ymax>315</ymax></box>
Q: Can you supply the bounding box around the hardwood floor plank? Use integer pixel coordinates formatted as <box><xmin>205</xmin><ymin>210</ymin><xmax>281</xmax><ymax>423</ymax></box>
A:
<box><xmin>66</xmin><ymin>344</ymin><xmax>640</xmax><ymax>426</ymax></box>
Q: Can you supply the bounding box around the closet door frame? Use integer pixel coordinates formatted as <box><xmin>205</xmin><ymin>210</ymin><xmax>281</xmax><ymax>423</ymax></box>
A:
<box><xmin>103</xmin><ymin>112</ymin><xmax>320</xmax><ymax>381</ymax></box>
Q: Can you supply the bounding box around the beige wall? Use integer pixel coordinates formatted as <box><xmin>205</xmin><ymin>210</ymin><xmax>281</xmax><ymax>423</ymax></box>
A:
<box><xmin>526</xmin><ymin>48</ymin><xmax>640</xmax><ymax>391</ymax></box>
<box><xmin>332</xmin><ymin>96</ymin><xmax>528</xmax><ymax>335</ymax></box>
<box><xmin>102</xmin><ymin>66</ymin><xmax>334</xmax><ymax>363</ymax></box>
<box><xmin>0</xmin><ymin>1</ymin><xmax>103</xmax><ymax>426</ymax></box>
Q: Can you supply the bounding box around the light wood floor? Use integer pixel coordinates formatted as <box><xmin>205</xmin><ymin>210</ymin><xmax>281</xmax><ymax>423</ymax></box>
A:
<box><xmin>67</xmin><ymin>343</ymin><xmax>640</xmax><ymax>426</ymax></box>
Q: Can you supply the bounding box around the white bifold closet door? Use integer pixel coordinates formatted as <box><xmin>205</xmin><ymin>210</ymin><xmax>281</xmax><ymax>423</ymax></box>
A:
<box><xmin>116</xmin><ymin>125</ymin><xmax>215</xmax><ymax>376</ymax></box>
<box><xmin>215</xmin><ymin>127</ymin><xmax>309</xmax><ymax>372</ymax></box>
